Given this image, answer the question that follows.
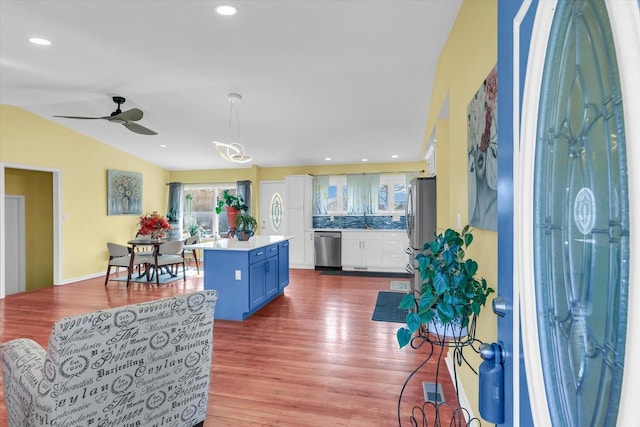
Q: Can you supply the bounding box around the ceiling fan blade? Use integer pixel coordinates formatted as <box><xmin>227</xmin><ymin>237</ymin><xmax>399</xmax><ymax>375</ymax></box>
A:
<box><xmin>111</xmin><ymin>108</ymin><xmax>143</xmax><ymax>122</ymax></box>
<box><xmin>53</xmin><ymin>115</ymin><xmax>102</xmax><ymax>120</ymax></box>
<box><xmin>123</xmin><ymin>121</ymin><xmax>157</xmax><ymax>135</ymax></box>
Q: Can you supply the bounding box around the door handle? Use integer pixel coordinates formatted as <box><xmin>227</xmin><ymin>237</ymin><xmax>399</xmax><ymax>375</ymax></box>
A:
<box><xmin>479</xmin><ymin>341</ymin><xmax>505</xmax><ymax>362</ymax></box>
<box><xmin>492</xmin><ymin>295</ymin><xmax>507</xmax><ymax>317</ymax></box>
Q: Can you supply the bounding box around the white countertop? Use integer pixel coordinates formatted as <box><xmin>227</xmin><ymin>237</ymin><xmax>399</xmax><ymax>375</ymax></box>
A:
<box><xmin>185</xmin><ymin>235</ymin><xmax>294</xmax><ymax>251</ymax></box>
<box><xmin>309</xmin><ymin>228</ymin><xmax>405</xmax><ymax>232</ymax></box>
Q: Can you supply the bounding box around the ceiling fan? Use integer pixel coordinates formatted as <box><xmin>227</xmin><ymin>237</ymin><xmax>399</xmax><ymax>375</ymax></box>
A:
<box><xmin>53</xmin><ymin>96</ymin><xmax>157</xmax><ymax>135</ymax></box>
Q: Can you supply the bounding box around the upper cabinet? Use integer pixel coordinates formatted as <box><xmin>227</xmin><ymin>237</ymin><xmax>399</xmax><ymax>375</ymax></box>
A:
<box><xmin>285</xmin><ymin>174</ymin><xmax>311</xmax><ymax>210</ymax></box>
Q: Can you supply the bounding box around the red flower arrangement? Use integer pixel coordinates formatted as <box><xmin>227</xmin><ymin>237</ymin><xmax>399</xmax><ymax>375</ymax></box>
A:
<box><xmin>138</xmin><ymin>211</ymin><xmax>171</xmax><ymax>238</ymax></box>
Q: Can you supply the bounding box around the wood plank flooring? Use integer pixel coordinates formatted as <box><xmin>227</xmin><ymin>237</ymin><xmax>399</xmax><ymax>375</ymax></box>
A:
<box><xmin>0</xmin><ymin>269</ymin><xmax>461</xmax><ymax>426</ymax></box>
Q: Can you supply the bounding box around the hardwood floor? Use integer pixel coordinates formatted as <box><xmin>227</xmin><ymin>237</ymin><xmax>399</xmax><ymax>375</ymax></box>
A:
<box><xmin>0</xmin><ymin>269</ymin><xmax>460</xmax><ymax>426</ymax></box>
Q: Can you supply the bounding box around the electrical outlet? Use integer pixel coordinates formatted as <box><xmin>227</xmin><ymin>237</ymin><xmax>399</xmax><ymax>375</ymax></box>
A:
<box><xmin>235</xmin><ymin>270</ymin><xmax>241</xmax><ymax>280</ymax></box>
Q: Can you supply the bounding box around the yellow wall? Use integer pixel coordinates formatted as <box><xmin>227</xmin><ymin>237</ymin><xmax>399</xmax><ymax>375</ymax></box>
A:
<box><xmin>1</xmin><ymin>105</ymin><xmax>170</xmax><ymax>282</ymax></box>
<box><xmin>5</xmin><ymin>168</ymin><xmax>53</xmax><ymax>290</ymax></box>
<box><xmin>434</xmin><ymin>119</ymin><xmax>450</xmax><ymax>227</ymax></box>
<box><xmin>423</xmin><ymin>0</ymin><xmax>498</xmax><ymax>417</ymax></box>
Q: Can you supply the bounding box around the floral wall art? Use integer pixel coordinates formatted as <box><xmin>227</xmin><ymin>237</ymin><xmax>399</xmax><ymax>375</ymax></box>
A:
<box><xmin>107</xmin><ymin>169</ymin><xmax>142</xmax><ymax>215</ymax></box>
<box><xmin>467</xmin><ymin>65</ymin><xmax>497</xmax><ymax>231</ymax></box>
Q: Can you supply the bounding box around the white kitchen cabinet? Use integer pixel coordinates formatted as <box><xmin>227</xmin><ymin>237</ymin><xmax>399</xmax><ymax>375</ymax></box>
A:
<box><xmin>341</xmin><ymin>230</ymin><xmax>408</xmax><ymax>272</ymax></box>
<box><xmin>341</xmin><ymin>231</ymin><xmax>383</xmax><ymax>270</ymax></box>
<box><xmin>341</xmin><ymin>236</ymin><xmax>362</xmax><ymax>267</ymax></box>
<box><xmin>381</xmin><ymin>231</ymin><xmax>409</xmax><ymax>272</ymax></box>
<box><xmin>304</xmin><ymin>230</ymin><xmax>315</xmax><ymax>266</ymax></box>
<box><xmin>285</xmin><ymin>175</ymin><xmax>314</xmax><ymax>268</ymax></box>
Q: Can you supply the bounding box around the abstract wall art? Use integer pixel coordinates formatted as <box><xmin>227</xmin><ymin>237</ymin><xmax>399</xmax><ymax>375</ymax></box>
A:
<box><xmin>467</xmin><ymin>65</ymin><xmax>498</xmax><ymax>231</ymax></box>
<box><xmin>107</xmin><ymin>169</ymin><xmax>142</xmax><ymax>215</ymax></box>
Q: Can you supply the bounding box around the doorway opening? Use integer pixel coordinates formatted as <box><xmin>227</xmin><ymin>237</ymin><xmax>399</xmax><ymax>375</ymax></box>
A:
<box><xmin>0</xmin><ymin>163</ymin><xmax>61</xmax><ymax>298</ymax></box>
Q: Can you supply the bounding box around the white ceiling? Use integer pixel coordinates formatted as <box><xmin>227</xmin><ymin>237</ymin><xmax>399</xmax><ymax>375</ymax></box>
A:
<box><xmin>0</xmin><ymin>0</ymin><xmax>461</xmax><ymax>171</ymax></box>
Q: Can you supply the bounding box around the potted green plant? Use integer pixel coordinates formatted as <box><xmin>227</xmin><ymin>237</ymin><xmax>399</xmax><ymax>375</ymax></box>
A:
<box><xmin>166</xmin><ymin>207</ymin><xmax>178</xmax><ymax>223</ymax></box>
<box><xmin>165</xmin><ymin>207</ymin><xmax>181</xmax><ymax>240</ymax></box>
<box><xmin>188</xmin><ymin>223</ymin><xmax>202</xmax><ymax>237</ymax></box>
<box><xmin>215</xmin><ymin>189</ymin><xmax>248</xmax><ymax>213</ymax></box>
<box><xmin>215</xmin><ymin>190</ymin><xmax>248</xmax><ymax>236</ymax></box>
<box><xmin>235</xmin><ymin>214</ymin><xmax>257</xmax><ymax>241</ymax></box>
<box><xmin>397</xmin><ymin>225</ymin><xmax>494</xmax><ymax>348</ymax></box>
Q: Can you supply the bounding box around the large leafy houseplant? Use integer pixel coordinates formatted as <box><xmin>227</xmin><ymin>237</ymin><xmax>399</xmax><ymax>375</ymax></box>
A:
<box><xmin>397</xmin><ymin>225</ymin><xmax>494</xmax><ymax>348</ymax></box>
<box><xmin>215</xmin><ymin>189</ymin><xmax>248</xmax><ymax>214</ymax></box>
<box><xmin>215</xmin><ymin>190</ymin><xmax>248</xmax><ymax>237</ymax></box>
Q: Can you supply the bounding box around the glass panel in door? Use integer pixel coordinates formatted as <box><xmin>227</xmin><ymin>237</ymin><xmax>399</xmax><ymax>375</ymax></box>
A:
<box><xmin>533</xmin><ymin>1</ymin><xmax>629</xmax><ymax>425</ymax></box>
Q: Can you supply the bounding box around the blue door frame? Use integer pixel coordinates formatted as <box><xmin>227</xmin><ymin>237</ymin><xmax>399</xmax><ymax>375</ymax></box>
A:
<box><xmin>497</xmin><ymin>1</ymin><xmax>537</xmax><ymax>425</ymax></box>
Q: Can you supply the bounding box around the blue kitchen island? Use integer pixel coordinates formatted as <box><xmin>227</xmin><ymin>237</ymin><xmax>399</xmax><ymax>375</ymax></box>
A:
<box><xmin>187</xmin><ymin>235</ymin><xmax>293</xmax><ymax>321</ymax></box>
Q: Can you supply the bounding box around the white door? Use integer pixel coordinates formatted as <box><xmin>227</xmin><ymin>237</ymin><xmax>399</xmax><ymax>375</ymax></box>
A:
<box><xmin>515</xmin><ymin>1</ymin><xmax>639</xmax><ymax>425</ymax></box>
<box><xmin>4</xmin><ymin>195</ymin><xmax>26</xmax><ymax>295</ymax></box>
<box><xmin>260</xmin><ymin>181</ymin><xmax>285</xmax><ymax>235</ymax></box>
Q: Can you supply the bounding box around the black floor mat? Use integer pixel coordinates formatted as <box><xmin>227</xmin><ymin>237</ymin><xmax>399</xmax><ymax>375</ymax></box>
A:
<box><xmin>371</xmin><ymin>291</ymin><xmax>409</xmax><ymax>323</ymax></box>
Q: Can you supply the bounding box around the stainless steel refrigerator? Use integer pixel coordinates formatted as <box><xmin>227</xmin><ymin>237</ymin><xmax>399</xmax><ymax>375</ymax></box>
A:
<box><xmin>405</xmin><ymin>177</ymin><xmax>437</xmax><ymax>290</ymax></box>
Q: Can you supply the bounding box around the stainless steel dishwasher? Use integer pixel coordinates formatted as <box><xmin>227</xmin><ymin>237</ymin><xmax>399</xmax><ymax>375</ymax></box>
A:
<box><xmin>314</xmin><ymin>231</ymin><xmax>342</xmax><ymax>269</ymax></box>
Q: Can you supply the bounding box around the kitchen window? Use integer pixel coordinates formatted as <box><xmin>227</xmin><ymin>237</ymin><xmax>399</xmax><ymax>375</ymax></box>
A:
<box><xmin>182</xmin><ymin>184</ymin><xmax>236</xmax><ymax>236</ymax></box>
<box><xmin>314</xmin><ymin>173</ymin><xmax>409</xmax><ymax>215</ymax></box>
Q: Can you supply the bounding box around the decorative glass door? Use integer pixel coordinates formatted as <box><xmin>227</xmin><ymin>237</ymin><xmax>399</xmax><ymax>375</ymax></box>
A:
<box><xmin>531</xmin><ymin>0</ymin><xmax>629</xmax><ymax>425</ymax></box>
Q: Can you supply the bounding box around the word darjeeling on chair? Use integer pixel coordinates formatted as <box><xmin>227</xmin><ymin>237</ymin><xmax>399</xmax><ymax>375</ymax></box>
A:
<box><xmin>1</xmin><ymin>290</ymin><xmax>218</xmax><ymax>427</ymax></box>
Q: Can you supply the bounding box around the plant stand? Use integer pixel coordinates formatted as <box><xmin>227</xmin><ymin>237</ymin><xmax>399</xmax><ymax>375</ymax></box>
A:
<box><xmin>397</xmin><ymin>315</ymin><xmax>484</xmax><ymax>426</ymax></box>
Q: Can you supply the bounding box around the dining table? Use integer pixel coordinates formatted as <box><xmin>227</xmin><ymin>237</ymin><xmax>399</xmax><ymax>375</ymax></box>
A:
<box><xmin>127</xmin><ymin>237</ymin><xmax>166</xmax><ymax>253</ymax></box>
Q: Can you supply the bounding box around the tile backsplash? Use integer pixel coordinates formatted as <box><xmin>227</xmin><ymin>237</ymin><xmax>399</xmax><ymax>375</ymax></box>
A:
<box><xmin>313</xmin><ymin>215</ymin><xmax>406</xmax><ymax>230</ymax></box>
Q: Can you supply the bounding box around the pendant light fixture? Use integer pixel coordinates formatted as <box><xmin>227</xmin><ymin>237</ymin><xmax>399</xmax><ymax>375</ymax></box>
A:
<box><xmin>213</xmin><ymin>93</ymin><xmax>252</xmax><ymax>163</ymax></box>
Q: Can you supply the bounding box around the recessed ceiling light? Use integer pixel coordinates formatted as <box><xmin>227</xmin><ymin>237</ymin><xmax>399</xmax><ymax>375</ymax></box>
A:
<box><xmin>28</xmin><ymin>37</ymin><xmax>52</xmax><ymax>46</ymax></box>
<box><xmin>159</xmin><ymin>144</ymin><xmax>168</xmax><ymax>148</ymax></box>
<box><xmin>361</xmin><ymin>159</ymin><xmax>368</xmax><ymax>162</ymax></box>
<box><xmin>216</xmin><ymin>5</ymin><xmax>236</xmax><ymax>16</ymax></box>
<box><xmin>325</xmin><ymin>157</ymin><xmax>332</xmax><ymax>161</ymax></box>
<box><xmin>391</xmin><ymin>154</ymin><xmax>398</xmax><ymax>159</ymax></box>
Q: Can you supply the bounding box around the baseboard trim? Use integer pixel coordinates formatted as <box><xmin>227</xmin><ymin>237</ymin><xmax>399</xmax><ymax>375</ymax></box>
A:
<box><xmin>56</xmin><ymin>271</ymin><xmax>105</xmax><ymax>285</ymax></box>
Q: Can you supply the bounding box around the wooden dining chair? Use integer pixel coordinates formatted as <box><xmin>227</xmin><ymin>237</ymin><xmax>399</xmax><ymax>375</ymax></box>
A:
<box><xmin>104</xmin><ymin>242</ymin><xmax>153</xmax><ymax>287</ymax></box>
<box><xmin>183</xmin><ymin>235</ymin><xmax>200</xmax><ymax>273</ymax></box>
<box><xmin>150</xmin><ymin>240</ymin><xmax>186</xmax><ymax>286</ymax></box>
